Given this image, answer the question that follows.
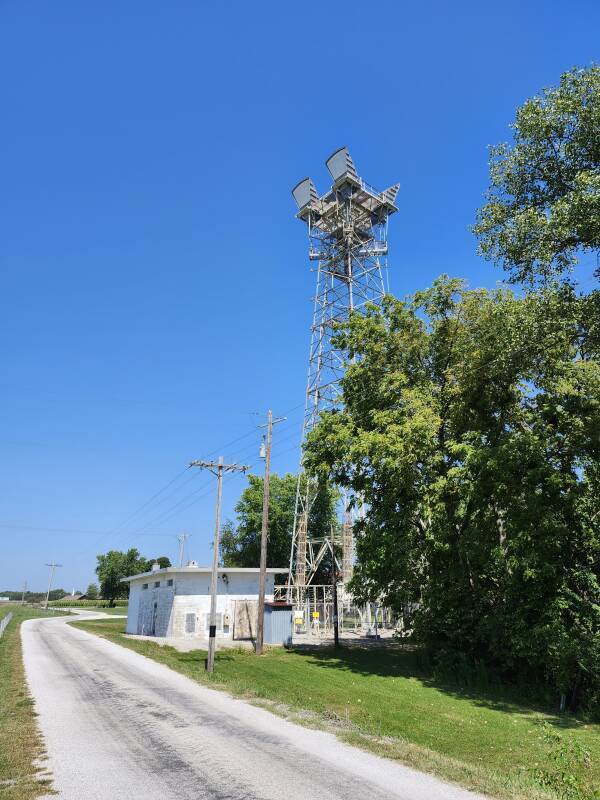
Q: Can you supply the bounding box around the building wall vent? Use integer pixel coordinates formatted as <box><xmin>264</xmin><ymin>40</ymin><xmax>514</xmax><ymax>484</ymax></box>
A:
<box><xmin>185</xmin><ymin>613</ymin><xmax>196</xmax><ymax>633</ymax></box>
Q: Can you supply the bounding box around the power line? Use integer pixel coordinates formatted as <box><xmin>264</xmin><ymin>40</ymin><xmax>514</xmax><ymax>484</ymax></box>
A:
<box><xmin>70</xmin><ymin>467</ymin><xmax>196</xmax><ymax>559</ymax></box>
<box><xmin>127</xmin><ymin>436</ymin><xmax>302</xmax><ymax>536</ymax></box>
<box><xmin>97</xmin><ymin>408</ymin><xmax>305</xmax><ymax>541</ymax></box>
<box><xmin>124</xmin><ymin>476</ymin><xmax>217</xmax><ymax>537</ymax></box>
<box><xmin>105</xmin><ymin>467</ymin><xmax>192</xmax><ymax>535</ymax></box>
<box><xmin>54</xmin><ymin>404</ymin><xmax>307</xmax><ymax>562</ymax></box>
<box><xmin>0</xmin><ymin>523</ymin><xmax>110</xmax><ymax>535</ymax></box>
<box><xmin>103</xmin><ymin>440</ymin><xmax>305</xmax><ymax>559</ymax></box>
<box><xmin>121</xmin><ymin>423</ymin><xmax>304</xmax><ymax>538</ymax></box>
<box><xmin>0</xmin><ymin>523</ymin><xmax>195</xmax><ymax>539</ymax></box>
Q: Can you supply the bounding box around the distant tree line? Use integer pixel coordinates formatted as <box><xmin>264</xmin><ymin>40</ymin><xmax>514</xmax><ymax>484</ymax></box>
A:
<box><xmin>0</xmin><ymin>589</ymin><xmax>73</xmax><ymax>603</ymax></box>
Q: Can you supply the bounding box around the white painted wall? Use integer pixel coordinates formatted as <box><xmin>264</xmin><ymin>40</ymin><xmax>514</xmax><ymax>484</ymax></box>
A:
<box><xmin>126</xmin><ymin>582</ymin><xmax>141</xmax><ymax>634</ymax></box>
<box><xmin>125</xmin><ymin>571</ymin><xmax>276</xmax><ymax>639</ymax></box>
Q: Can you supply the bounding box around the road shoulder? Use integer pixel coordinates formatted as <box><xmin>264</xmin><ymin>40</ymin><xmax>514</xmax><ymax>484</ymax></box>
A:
<box><xmin>0</xmin><ymin>608</ymin><xmax>59</xmax><ymax>800</ymax></box>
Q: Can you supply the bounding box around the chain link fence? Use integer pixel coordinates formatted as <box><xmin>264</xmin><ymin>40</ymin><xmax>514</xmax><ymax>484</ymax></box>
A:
<box><xmin>274</xmin><ymin>585</ymin><xmax>397</xmax><ymax>640</ymax></box>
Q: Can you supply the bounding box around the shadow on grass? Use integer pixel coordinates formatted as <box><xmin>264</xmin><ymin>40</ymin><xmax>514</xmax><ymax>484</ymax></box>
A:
<box><xmin>75</xmin><ymin>617</ymin><xmax>595</xmax><ymax>731</ymax></box>
<box><xmin>285</xmin><ymin>643</ymin><xmax>593</xmax><ymax>730</ymax></box>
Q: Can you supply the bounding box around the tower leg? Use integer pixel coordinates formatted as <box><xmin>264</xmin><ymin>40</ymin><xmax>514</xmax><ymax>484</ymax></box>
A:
<box><xmin>294</xmin><ymin>510</ymin><xmax>308</xmax><ymax>587</ymax></box>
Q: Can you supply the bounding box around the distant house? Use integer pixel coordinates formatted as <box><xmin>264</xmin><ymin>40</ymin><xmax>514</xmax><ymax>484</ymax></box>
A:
<box><xmin>121</xmin><ymin>563</ymin><xmax>290</xmax><ymax>643</ymax></box>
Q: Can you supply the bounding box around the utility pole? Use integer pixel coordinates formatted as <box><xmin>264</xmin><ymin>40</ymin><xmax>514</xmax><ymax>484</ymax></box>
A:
<box><xmin>177</xmin><ymin>533</ymin><xmax>190</xmax><ymax>567</ymax></box>
<box><xmin>256</xmin><ymin>410</ymin><xmax>286</xmax><ymax>655</ymax></box>
<box><xmin>44</xmin><ymin>563</ymin><xmax>62</xmax><ymax>609</ymax></box>
<box><xmin>21</xmin><ymin>580</ymin><xmax>27</xmax><ymax>605</ymax></box>
<box><xmin>190</xmin><ymin>457</ymin><xmax>248</xmax><ymax>673</ymax></box>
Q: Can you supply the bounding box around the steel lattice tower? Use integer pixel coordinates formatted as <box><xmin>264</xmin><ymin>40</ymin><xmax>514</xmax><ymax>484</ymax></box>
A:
<box><xmin>289</xmin><ymin>147</ymin><xmax>399</xmax><ymax>590</ymax></box>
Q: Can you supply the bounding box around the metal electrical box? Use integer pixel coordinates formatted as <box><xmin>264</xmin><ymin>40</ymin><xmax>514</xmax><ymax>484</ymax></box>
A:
<box><xmin>263</xmin><ymin>602</ymin><xmax>293</xmax><ymax>646</ymax></box>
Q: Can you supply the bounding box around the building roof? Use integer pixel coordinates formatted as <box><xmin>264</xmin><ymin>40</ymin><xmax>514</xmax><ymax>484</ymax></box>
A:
<box><xmin>121</xmin><ymin>566</ymin><xmax>289</xmax><ymax>583</ymax></box>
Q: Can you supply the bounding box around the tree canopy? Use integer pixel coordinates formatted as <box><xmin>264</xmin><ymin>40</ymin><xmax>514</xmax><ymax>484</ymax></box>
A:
<box><xmin>95</xmin><ymin>549</ymin><xmax>170</xmax><ymax>604</ymax></box>
<box><xmin>85</xmin><ymin>582</ymin><xmax>99</xmax><ymax>599</ymax></box>
<box><xmin>304</xmin><ymin>277</ymin><xmax>600</xmax><ymax>708</ymax></box>
<box><xmin>474</xmin><ymin>65</ymin><xmax>600</xmax><ymax>286</ymax></box>
<box><xmin>220</xmin><ymin>472</ymin><xmax>337</xmax><ymax>576</ymax></box>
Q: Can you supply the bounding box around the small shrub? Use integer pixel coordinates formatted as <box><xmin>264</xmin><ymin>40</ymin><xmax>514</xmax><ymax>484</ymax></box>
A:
<box><xmin>532</xmin><ymin>722</ymin><xmax>599</xmax><ymax>800</ymax></box>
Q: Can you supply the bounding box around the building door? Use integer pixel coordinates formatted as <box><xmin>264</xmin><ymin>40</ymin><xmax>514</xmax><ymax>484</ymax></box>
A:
<box><xmin>150</xmin><ymin>601</ymin><xmax>158</xmax><ymax>636</ymax></box>
<box><xmin>233</xmin><ymin>600</ymin><xmax>258</xmax><ymax>639</ymax></box>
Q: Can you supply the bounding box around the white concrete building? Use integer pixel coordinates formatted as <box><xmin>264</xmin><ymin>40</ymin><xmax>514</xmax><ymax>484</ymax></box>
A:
<box><xmin>122</xmin><ymin>564</ymin><xmax>287</xmax><ymax>642</ymax></box>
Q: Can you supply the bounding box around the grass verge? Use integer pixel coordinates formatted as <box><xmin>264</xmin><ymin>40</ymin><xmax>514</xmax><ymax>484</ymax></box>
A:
<box><xmin>71</xmin><ymin>617</ymin><xmax>600</xmax><ymax>800</ymax></box>
<box><xmin>0</xmin><ymin>607</ymin><xmax>63</xmax><ymax>800</ymax></box>
<box><xmin>90</xmin><ymin>606</ymin><xmax>128</xmax><ymax>615</ymax></box>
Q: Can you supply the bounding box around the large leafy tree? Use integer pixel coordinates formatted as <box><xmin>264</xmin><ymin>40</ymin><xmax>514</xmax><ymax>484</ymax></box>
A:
<box><xmin>474</xmin><ymin>65</ymin><xmax>600</xmax><ymax>286</ymax></box>
<box><xmin>95</xmin><ymin>548</ymin><xmax>150</xmax><ymax>604</ymax></box>
<box><xmin>305</xmin><ymin>277</ymin><xmax>600</xmax><ymax>707</ymax></box>
<box><xmin>220</xmin><ymin>472</ymin><xmax>337</xmax><ymax>576</ymax></box>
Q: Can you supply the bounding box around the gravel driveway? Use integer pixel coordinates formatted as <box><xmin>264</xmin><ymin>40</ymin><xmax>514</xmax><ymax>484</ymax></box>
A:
<box><xmin>21</xmin><ymin>614</ymin><xmax>486</xmax><ymax>800</ymax></box>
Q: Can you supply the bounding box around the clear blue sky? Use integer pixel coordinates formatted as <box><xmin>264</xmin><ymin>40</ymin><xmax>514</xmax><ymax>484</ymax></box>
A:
<box><xmin>1</xmin><ymin>0</ymin><xmax>598</xmax><ymax>592</ymax></box>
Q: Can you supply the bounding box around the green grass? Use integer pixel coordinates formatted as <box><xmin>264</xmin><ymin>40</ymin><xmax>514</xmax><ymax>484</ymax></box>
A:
<box><xmin>70</xmin><ymin>617</ymin><xmax>600</xmax><ymax>800</ymax></box>
<box><xmin>50</xmin><ymin>604</ymin><xmax>128</xmax><ymax>615</ymax></box>
<box><xmin>0</xmin><ymin>607</ymin><xmax>64</xmax><ymax>799</ymax></box>
<box><xmin>91</xmin><ymin>605</ymin><xmax>128</xmax><ymax>615</ymax></box>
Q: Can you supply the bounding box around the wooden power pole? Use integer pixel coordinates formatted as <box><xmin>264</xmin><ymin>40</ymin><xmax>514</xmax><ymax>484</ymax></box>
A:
<box><xmin>256</xmin><ymin>410</ymin><xmax>285</xmax><ymax>655</ymax></box>
<box><xmin>44</xmin><ymin>563</ymin><xmax>62</xmax><ymax>609</ymax></box>
<box><xmin>189</xmin><ymin>457</ymin><xmax>248</xmax><ymax>673</ymax></box>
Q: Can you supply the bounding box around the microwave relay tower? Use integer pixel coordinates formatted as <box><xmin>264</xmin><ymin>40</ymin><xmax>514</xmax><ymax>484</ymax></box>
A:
<box><xmin>289</xmin><ymin>146</ymin><xmax>399</xmax><ymax>591</ymax></box>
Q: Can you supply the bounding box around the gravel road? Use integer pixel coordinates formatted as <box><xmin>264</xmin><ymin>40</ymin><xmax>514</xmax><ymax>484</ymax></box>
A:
<box><xmin>22</xmin><ymin>614</ymin><xmax>486</xmax><ymax>800</ymax></box>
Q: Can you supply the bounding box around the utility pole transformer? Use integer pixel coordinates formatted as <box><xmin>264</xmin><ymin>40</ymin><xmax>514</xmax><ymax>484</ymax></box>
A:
<box><xmin>289</xmin><ymin>147</ymin><xmax>399</xmax><ymax>591</ymax></box>
<box><xmin>189</xmin><ymin>457</ymin><xmax>248</xmax><ymax>673</ymax></box>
